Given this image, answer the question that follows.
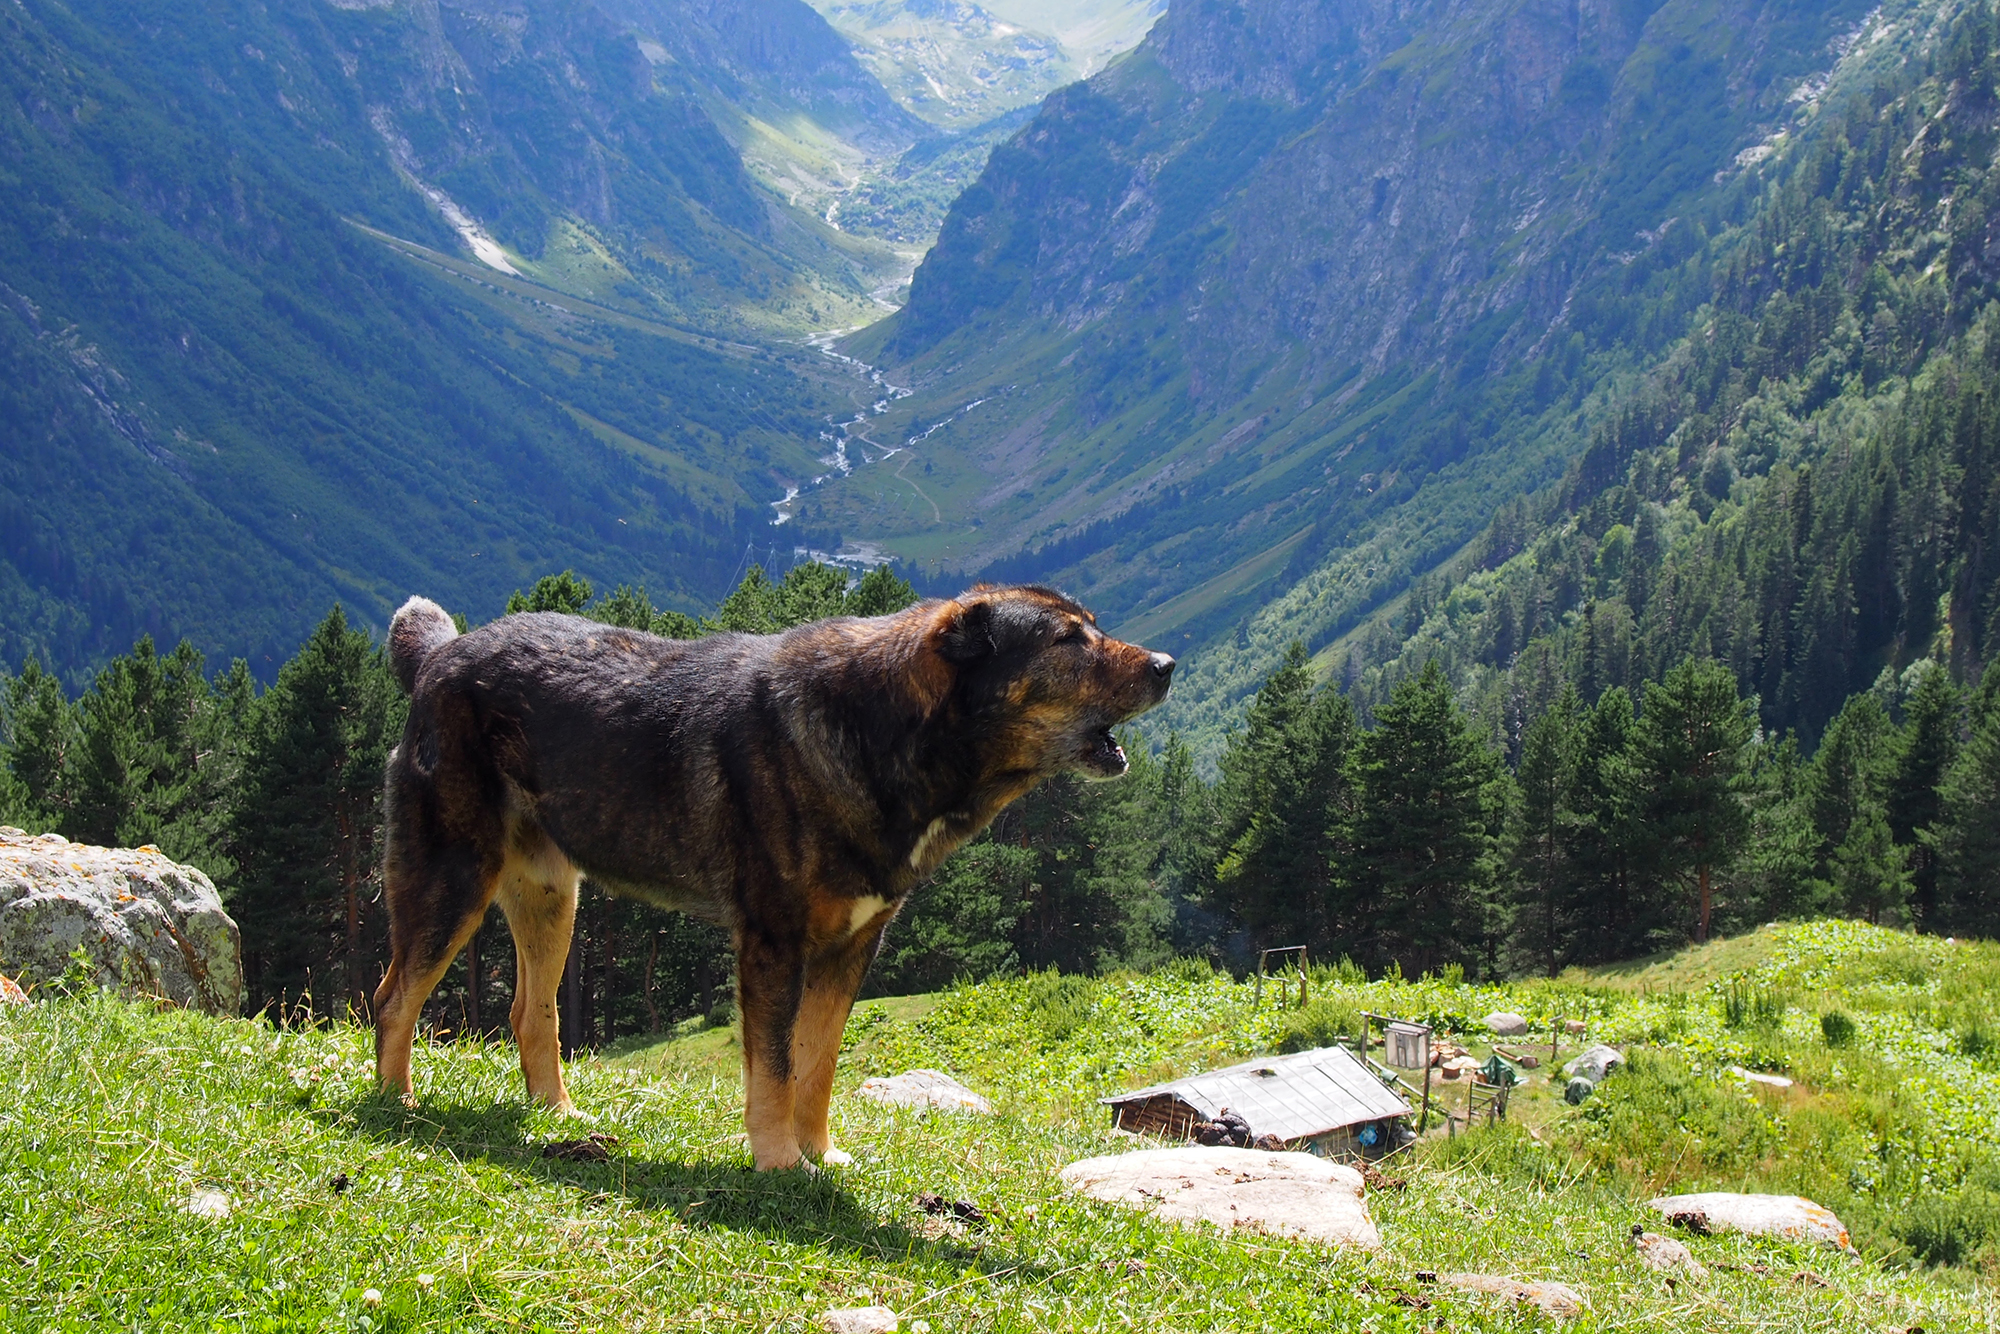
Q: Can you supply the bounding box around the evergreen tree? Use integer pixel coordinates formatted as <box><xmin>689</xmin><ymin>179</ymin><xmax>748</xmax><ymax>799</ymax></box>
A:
<box><xmin>1887</xmin><ymin>661</ymin><xmax>1962</xmax><ymax>925</ymax></box>
<box><xmin>1342</xmin><ymin>659</ymin><xmax>1507</xmax><ymax>976</ymax></box>
<box><xmin>1932</xmin><ymin>663</ymin><xmax>2000</xmax><ymax>935</ymax></box>
<box><xmin>1631</xmin><ymin>659</ymin><xmax>1755</xmax><ymax>942</ymax></box>
<box><xmin>232</xmin><ymin>608</ymin><xmax>403</xmax><ymax>1015</ymax></box>
<box><xmin>844</xmin><ymin>565</ymin><xmax>919</xmax><ymax>617</ymax></box>
<box><xmin>1565</xmin><ymin>687</ymin><xmax>1651</xmax><ymax>958</ymax></box>
<box><xmin>1</xmin><ymin>658</ymin><xmax>76</xmax><ymax>830</ymax></box>
<box><xmin>1211</xmin><ymin>644</ymin><xmax>1357</xmax><ymax>959</ymax></box>
<box><xmin>66</xmin><ymin>637</ymin><xmax>245</xmax><ymax>874</ymax></box>
<box><xmin>1806</xmin><ymin>695</ymin><xmax>1893</xmax><ymax>871</ymax></box>
<box><xmin>506</xmin><ymin>570</ymin><xmax>593</xmax><ymax>615</ymax></box>
<box><xmin>1731</xmin><ymin>733</ymin><xmax>1824</xmax><ymax>924</ymax></box>
<box><xmin>872</xmin><ymin>841</ymin><xmax>1032</xmax><ymax>994</ymax></box>
<box><xmin>1506</xmin><ymin>685</ymin><xmax>1580</xmax><ymax>975</ymax></box>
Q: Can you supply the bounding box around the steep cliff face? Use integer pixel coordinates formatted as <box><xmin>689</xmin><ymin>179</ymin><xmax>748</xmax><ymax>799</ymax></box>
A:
<box><xmin>894</xmin><ymin>0</ymin><xmax>1859</xmax><ymax>381</ymax></box>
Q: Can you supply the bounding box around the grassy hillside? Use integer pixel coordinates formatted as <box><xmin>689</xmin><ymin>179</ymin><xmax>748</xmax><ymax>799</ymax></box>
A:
<box><xmin>7</xmin><ymin>922</ymin><xmax>1997</xmax><ymax>1330</ymax></box>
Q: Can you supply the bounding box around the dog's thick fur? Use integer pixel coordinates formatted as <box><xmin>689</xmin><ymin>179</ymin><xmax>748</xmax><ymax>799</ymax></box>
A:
<box><xmin>373</xmin><ymin>584</ymin><xmax>1173</xmax><ymax>1169</ymax></box>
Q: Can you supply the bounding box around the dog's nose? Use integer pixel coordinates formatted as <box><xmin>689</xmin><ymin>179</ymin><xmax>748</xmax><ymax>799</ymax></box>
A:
<box><xmin>1149</xmin><ymin>652</ymin><xmax>1176</xmax><ymax>680</ymax></box>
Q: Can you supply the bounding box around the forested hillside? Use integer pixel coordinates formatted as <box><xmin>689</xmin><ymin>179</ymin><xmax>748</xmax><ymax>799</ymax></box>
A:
<box><xmin>0</xmin><ymin>0</ymin><xmax>897</xmax><ymax>685</ymax></box>
<box><xmin>1187</xmin><ymin>0</ymin><xmax>2000</xmax><ymax>759</ymax></box>
<box><xmin>815</xmin><ymin>0</ymin><xmax>1896</xmax><ymax>662</ymax></box>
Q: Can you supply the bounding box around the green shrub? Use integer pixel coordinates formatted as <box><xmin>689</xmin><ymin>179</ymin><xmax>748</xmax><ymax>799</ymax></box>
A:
<box><xmin>1958</xmin><ymin>1022</ymin><xmax>1994</xmax><ymax>1060</ymax></box>
<box><xmin>1572</xmin><ymin>1049</ymin><xmax>1781</xmax><ymax>1186</ymax></box>
<box><xmin>1272</xmin><ymin>998</ymin><xmax>1361</xmax><ymax>1054</ymax></box>
<box><xmin>1821</xmin><ymin>1009</ymin><xmax>1857</xmax><ymax>1046</ymax></box>
<box><xmin>1899</xmin><ymin>1190</ymin><xmax>2000</xmax><ymax>1267</ymax></box>
<box><xmin>1721</xmin><ymin>980</ymin><xmax>1787</xmax><ymax>1029</ymax></box>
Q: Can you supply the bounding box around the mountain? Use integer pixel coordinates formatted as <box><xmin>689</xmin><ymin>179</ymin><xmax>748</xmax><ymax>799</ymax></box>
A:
<box><xmin>0</xmin><ymin>0</ymin><xmax>895</xmax><ymax>683</ymax></box>
<box><xmin>803</xmin><ymin>0</ymin><xmax>1937</xmax><ymax>747</ymax></box>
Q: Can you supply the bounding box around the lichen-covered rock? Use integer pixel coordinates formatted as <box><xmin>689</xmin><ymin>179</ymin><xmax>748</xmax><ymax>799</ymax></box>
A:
<box><xmin>0</xmin><ymin>829</ymin><xmax>242</xmax><ymax>1015</ymax></box>
<box><xmin>1648</xmin><ymin>1193</ymin><xmax>1851</xmax><ymax>1249</ymax></box>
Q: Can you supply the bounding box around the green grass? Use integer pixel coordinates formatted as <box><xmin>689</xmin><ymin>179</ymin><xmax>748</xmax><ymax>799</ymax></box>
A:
<box><xmin>5</xmin><ymin>923</ymin><xmax>1997</xmax><ymax>1330</ymax></box>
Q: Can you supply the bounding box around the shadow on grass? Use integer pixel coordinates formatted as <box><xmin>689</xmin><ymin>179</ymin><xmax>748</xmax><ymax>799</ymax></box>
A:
<box><xmin>333</xmin><ymin>1092</ymin><xmax>1042</xmax><ymax>1276</ymax></box>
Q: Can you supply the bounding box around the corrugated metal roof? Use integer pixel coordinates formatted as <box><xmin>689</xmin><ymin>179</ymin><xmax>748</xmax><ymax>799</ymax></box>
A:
<box><xmin>1101</xmin><ymin>1045</ymin><xmax>1412</xmax><ymax>1142</ymax></box>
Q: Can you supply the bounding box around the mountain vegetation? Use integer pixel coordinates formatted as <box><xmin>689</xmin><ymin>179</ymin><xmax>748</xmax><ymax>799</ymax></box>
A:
<box><xmin>9</xmin><ymin>922</ymin><xmax>2000</xmax><ymax>1330</ymax></box>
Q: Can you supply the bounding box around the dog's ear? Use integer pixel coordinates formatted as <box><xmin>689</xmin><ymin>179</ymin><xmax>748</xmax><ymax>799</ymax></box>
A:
<box><xmin>933</xmin><ymin>598</ymin><xmax>995</xmax><ymax>664</ymax></box>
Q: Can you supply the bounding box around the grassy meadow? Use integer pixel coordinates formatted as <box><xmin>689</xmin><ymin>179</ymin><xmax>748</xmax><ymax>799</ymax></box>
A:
<box><xmin>5</xmin><ymin>922</ymin><xmax>1998</xmax><ymax>1331</ymax></box>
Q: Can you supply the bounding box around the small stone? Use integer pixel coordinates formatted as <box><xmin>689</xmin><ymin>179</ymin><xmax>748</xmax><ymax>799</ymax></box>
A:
<box><xmin>1631</xmin><ymin>1225</ymin><xmax>1705</xmax><ymax>1274</ymax></box>
<box><xmin>183</xmin><ymin>1187</ymin><xmax>231</xmax><ymax>1219</ymax></box>
<box><xmin>856</xmin><ymin>1069</ymin><xmax>992</xmax><ymax>1114</ymax></box>
<box><xmin>1483</xmin><ymin>1011</ymin><xmax>1530</xmax><ymax>1036</ymax></box>
<box><xmin>1444</xmin><ymin>1272</ymin><xmax>1586</xmax><ymax>1318</ymax></box>
<box><xmin>1564</xmin><ymin>1044</ymin><xmax>1624</xmax><ymax>1082</ymax></box>
<box><xmin>821</xmin><ymin>1305</ymin><xmax>898</xmax><ymax>1333</ymax></box>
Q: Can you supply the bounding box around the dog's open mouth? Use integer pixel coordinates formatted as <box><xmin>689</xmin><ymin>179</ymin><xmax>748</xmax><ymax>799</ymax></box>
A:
<box><xmin>1079</xmin><ymin>726</ymin><xmax>1129</xmax><ymax>778</ymax></box>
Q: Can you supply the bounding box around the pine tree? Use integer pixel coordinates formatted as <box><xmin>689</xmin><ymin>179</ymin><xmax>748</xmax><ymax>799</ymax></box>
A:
<box><xmin>1887</xmin><ymin>661</ymin><xmax>1961</xmax><ymax>925</ymax></box>
<box><xmin>232</xmin><ymin>608</ymin><xmax>403</xmax><ymax>1015</ymax></box>
<box><xmin>1343</xmin><ymin>659</ymin><xmax>1507</xmax><ymax>976</ymax></box>
<box><xmin>844</xmin><ymin>565</ymin><xmax>918</xmax><ymax>617</ymax></box>
<box><xmin>1631</xmin><ymin>658</ymin><xmax>1755</xmax><ymax>942</ymax></box>
<box><xmin>1</xmin><ymin>658</ymin><xmax>76</xmax><ymax>830</ymax></box>
<box><xmin>506</xmin><ymin>570</ymin><xmax>593</xmax><ymax>614</ymax></box>
<box><xmin>1931</xmin><ymin>662</ymin><xmax>2000</xmax><ymax>935</ymax></box>
<box><xmin>1506</xmin><ymin>685</ymin><xmax>1580</xmax><ymax>975</ymax></box>
<box><xmin>1564</xmin><ymin>686</ymin><xmax>1650</xmax><ymax>958</ymax></box>
<box><xmin>1211</xmin><ymin>644</ymin><xmax>1356</xmax><ymax>959</ymax></box>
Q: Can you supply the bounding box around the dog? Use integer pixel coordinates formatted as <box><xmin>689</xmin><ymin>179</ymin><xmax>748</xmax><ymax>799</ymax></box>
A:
<box><xmin>372</xmin><ymin>583</ymin><xmax>1174</xmax><ymax>1169</ymax></box>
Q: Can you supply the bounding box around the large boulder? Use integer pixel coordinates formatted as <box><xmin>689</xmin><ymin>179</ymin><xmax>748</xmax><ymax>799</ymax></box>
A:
<box><xmin>1648</xmin><ymin>1193</ymin><xmax>1851</xmax><ymax>1249</ymax></box>
<box><xmin>0</xmin><ymin>829</ymin><xmax>242</xmax><ymax>1015</ymax></box>
<box><xmin>1483</xmin><ymin>1011</ymin><xmax>1530</xmax><ymax>1037</ymax></box>
<box><xmin>1060</xmin><ymin>1145</ymin><xmax>1380</xmax><ymax>1249</ymax></box>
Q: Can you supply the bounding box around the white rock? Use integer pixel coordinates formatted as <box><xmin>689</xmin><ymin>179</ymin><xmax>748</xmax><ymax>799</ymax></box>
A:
<box><xmin>1059</xmin><ymin>1145</ymin><xmax>1379</xmax><ymax>1249</ymax></box>
<box><xmin>1444</xmin><ymin>1272</ymin><xmax>1585</xmax><ymax>1318</ymax></box>
<box><xmin>1728</xmin><ymin>1065</ymin><xmax>1793</xmax><ymax>1088</ymax></box>
<box><xmin>821</xmin><ymin>1306</ymin><xmax>898</xmax><ymax>1333</ymax></box>
<box><xmin>1483</xmin><ymin>1011</ymin><xmax>1530</xmax><ymax>1036</ymax></box>
<box><xmin>856</xmin><ymin>1069</ymin><xmax>992</xmax><ymax>1114</ymax></box>
<box><xmin>1563</xmin><ymin>1044</ymin><xmax>1623</xmax><ymax>1082</ymax></box>
<box><xmin>0</xmin><ymin>830</ymin><xmax>242</xmax><ymax>1015</ymax></box>
<box><xmin>1649</xmin><ymin>1192</ymin><xmax>1850</xmax><ymax>1248</ymax></box>
<box><xmin>183</xmin><ymin>1188</ymin><xmax>232</xmax><ymax>1219</ymax></box>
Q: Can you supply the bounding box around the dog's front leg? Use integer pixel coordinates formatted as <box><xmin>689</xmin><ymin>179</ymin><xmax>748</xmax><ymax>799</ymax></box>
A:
<box><xmin>791</xmin><ymin>926</ymin><xmax>883</xmax><ymax>1167</ymax></box>
<box><xmin>737</xmin><ymin>927</ymin><xmax>807</xmax><ymax>1170</ymax></box>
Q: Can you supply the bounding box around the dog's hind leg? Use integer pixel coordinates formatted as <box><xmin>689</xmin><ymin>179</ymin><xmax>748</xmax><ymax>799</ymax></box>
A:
<box><xmin>375</xmin><ymin>842</ymin><xmax>498</xmax><ymax>1102</ymax></box>
<box><xmin>790</xmin><ymin>925</ymin><xmax>885</xmax><ymax>1166</ymax></box>
<box><xmin>494</xmin><ymin>832</ymin><xmax>582</xmax><ymax>1113</ymax></box>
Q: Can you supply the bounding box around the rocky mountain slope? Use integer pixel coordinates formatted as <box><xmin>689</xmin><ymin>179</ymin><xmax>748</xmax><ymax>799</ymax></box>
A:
<box><xmin>817</xmin><ymin>0</ymin><xmax>1906</xmax><ymax>735</ymax></box>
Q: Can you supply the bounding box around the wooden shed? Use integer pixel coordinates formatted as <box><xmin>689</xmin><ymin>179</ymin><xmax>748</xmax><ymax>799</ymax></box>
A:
<box><xmin>1101</xmin><ymin>1045</ymin><xmax>1413</xmax><ymax>1160</ymax></box>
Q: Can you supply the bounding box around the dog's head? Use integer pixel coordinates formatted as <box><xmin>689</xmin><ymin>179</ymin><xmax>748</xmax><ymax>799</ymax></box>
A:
<box><xmin>928</xmin><ymin>584</ymin><xmax>1174</xmax><ymax>779</ymax></box>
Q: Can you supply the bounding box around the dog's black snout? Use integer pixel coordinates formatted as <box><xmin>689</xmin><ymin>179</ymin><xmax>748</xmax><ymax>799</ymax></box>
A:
<box><xmin>1149</xmin><ymin>652</ymin><xmax>1176</xmax><ymax>681</ymax></box>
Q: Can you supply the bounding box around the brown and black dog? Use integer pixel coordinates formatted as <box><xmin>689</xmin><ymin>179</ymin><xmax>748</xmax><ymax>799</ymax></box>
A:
<box><xmin>373</xmin><ymin>584</ymin><xmax>1173</xmax><ymax>1169</ymax></box>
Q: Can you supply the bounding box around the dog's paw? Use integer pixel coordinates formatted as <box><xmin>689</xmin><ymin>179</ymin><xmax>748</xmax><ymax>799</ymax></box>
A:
<box><xmin>819</xmin><ymin>1147</ymin><xmax>854</xmax><ymax>1168</ymax></box>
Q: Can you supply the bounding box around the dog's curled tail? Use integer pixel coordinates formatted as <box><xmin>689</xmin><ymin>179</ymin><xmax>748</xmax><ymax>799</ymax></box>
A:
<box><xmin>388</xmin><ymin>596</ymin><xmax>458</xmax><ymax>695</ymax></box>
